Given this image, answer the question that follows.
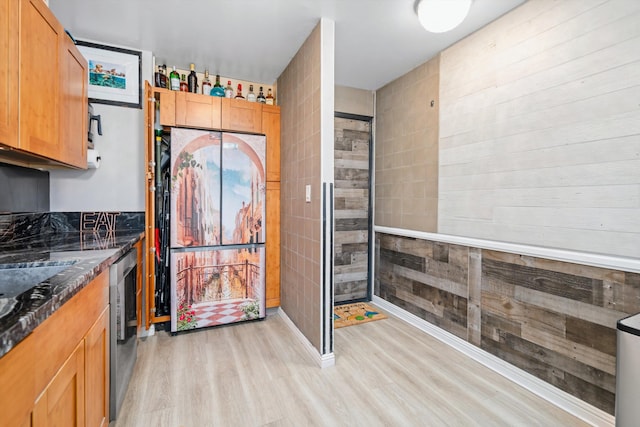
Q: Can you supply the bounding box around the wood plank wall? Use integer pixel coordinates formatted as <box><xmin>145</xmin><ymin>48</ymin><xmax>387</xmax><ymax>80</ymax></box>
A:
<box><xmin>334</xmin><ymin>117</ymin><xmax>370</xmax><ymax>302</ymax></box>
<box><xmin>438</xmin><ymin>0</ymin><xmax>640</xmax><ymax>258</ymax></box>
<box><xmin>376</xmin><ymin>232</ymin><xmax>640</xmax><ymax>414</ymax></box>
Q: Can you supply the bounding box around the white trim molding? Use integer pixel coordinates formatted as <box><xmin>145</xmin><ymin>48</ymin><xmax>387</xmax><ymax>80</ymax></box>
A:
<box><xmin>278</xmin><ymin>308</ymin><xmax>336</xmax><ymax>369</ymax></box>
<box><xmin>374</xmin><ymin>226</ymin><xmax>640</xmax><ymax>274</ymax></box>
<box><xmin>372</xmin><ymin>296</ymin><xmax>615</xmax><ymax>427</ymax></box>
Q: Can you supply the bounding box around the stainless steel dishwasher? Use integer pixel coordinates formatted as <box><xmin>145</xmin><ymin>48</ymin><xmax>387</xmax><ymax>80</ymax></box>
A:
<box><xmin>109</xmin><ymin>248</ymin><xmax>138</xmax><ymax>422</ymax></box>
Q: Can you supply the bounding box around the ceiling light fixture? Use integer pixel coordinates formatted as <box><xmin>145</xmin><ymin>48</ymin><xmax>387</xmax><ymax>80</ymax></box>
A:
<box><xmin>416</xmin><ymin>0</ymin><xmax>472</xmax><ymax>33</ymax></box>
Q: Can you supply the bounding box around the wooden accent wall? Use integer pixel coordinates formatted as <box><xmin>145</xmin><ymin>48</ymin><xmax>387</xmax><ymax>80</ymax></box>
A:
<box><xmin>376</xmin><ymin>232</ymin><xmax>640</xmax><ymax>414</ymax></box>
<box><xmin>334</xmin><ymin>117</ymin><xmax>370</xmax><ymax>303</ymax></box>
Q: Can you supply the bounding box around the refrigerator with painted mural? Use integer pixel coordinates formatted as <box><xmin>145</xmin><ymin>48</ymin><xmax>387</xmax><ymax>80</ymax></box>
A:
<box><xmin>169</xmin><ymin>128</ymin><xmax>266</xmax><ymax>332</ymax></box>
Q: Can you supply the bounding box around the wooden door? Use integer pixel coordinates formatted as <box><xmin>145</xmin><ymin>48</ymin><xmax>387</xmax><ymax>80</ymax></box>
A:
<box><xmin>32</xmin><ymin>342</ymin><xmax>85</xmax><ymax>427</ymax></box>
<box><xmin>266</xmin><ymin>181</ymin><xmax>281</xmax><ymax>308</ymax></box>
<box><xmin>84</xmin><ymin>307</ymin><xmax>109</xmax><ymax>427</ymax></box>
<box><xmin>19</xmin><ymin>0</ymin><xmax>61</xmax><ymax>158</ymax></box>
<box><xmin>59</xmin><ymin>35</ymin><xmax>87</xmax><ymax>168</ymax></box>
<box><xmin>221</xmin><ymin>98</ymin><xmax>262</xmax><ymax>133</ymax></box>
<box><xmin>334</xmin><ymin>115</ymin><xmax>372</xmax><ymax>303</ymax></box>
<box><xmin>144</xmin><ymin>81</ymin><xmax>156</xmax><ymax>330</ymax></box>
<box><xmin>175</xmin><ymin>92</ymin><xmax>221</xmax><ymax>129</ymax></box>
<box><xmin>0</xmin><ymin>0</ymin><xmax>18</xmax><ymax>148</ymax></box>
<box><xmin>262</xmin><ymin>105</ymin><xmax>280</xmax><ymax>182</ymax></box>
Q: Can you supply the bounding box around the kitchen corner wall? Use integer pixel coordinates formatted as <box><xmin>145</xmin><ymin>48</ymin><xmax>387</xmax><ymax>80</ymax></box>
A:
<box><xmin>49</xmin><ymin>47</ymin><xmax>152</xmax><ymax>212</ymax></box>
<box><xmin>278</xmin><ymin>20</ymin><xmax>334</xmax><ymax>354</ymax></box>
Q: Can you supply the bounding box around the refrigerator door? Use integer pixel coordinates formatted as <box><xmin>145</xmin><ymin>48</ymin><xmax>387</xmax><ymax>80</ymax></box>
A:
<box><xmin>170</xmin><ymin>246</ymin><xmax>266</xmax><ymax>332</ymax></box>
<box><xmin>170</xmin><ymin>128</ymin><xmax>222</xmax><ymax>248</ymax></box>
<box><xmin>221</xmin><ymin>132</ymin><xmax>266</xmax><ymax>245</ymax></box>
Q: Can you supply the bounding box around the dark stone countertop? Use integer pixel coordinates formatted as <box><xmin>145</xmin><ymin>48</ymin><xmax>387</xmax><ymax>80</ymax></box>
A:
<box><xmin>0</xmin><ymin>230</ymin><xmax>144</xmax><ymax>358</ymax></box>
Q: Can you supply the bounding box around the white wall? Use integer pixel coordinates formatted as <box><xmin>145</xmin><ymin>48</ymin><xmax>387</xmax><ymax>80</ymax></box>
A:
<box><xmin>438</xmin><ymin>0</ymin><xmax>640</xmax><ymax>258</ymax></box>
<box><xmin>50</xmin><ymin>48</ymin><xmax>152</xmax><ymax>212</ymax></box>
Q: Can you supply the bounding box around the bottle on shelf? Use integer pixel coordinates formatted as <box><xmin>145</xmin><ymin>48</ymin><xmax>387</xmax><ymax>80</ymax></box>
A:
<box><xmin>179</xmin><ymin>74</ymin><xmax>188</xmax><ymax>92</ymax></box>
<box><xmin>169</xmin><ymin>66</ymin><xmax>180</xmax><ymax>91</ymax></box>
<box><xmin>211</xmin><ymin>74</ymin><xmax>225</xmax><ymax>97</ymax></box>
<box><xmin>246</xmin><ymin>84</ymin><xmax>257</xmax><ymax>102</ymax></box>
<box><xmin>235</xmin><ymin>83</ymin><xmax>245</xmax><ymax>99</ymax></box>
<box><xmin>224</xmin><ymin>80</ymin><xmax>234</xmax><ymax>98</ymax></box>
<box><xmin>265</xmin><ymin>88</ymin><xmax>274</xmax><ymax>105</ymax></box>
<box><xmin>257</xmin><ymin>86</ymin><xmax>266</xmax><ymax>103</ymax></box>
<box><xmin>201</xmin><ymin>69</ymin><xmax>212</xmax><ymax>95</ymax></box>
<box><xmin>188</xmin><ymin>63</ymin><xmax>198</xmax><ymax>93</ymax></box>
<box><xmin>154</xmin><ymin>65</ymin><xmax>167</xmax><ymax>88</ymax></box>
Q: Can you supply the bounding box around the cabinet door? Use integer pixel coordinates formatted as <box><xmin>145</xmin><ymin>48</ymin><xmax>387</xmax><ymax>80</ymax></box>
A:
<box><xmin>262</xmin><ymin>105</ymin><xmax>280</xmax><ymax>182</ymax></box>
<box><xmin>221</xmin><ymin>98</ymin><xmax>262</xmax><ymax>133</ymax></box>
<box><xmin>144</xmin><ymin>81</ymin><xmax>162</xmax><ymax>327</ymax></box>
<box><xmin>85</xmin><ymin>307</ymin><xmax>109</xmax><ymax>427</ymax></box>
<box><xmin>175</xmin><ymin>92</ymin><xmax>221</xmax><ymax>129</ymax></box>
<box><xmin>19</xmin><ymin>0</ymin><xmax>62</xmax><ymax>159</ymax></box>
<box><xmin>155</xmin><ymin>87</ymin><xmax>176</xmax><ymax>127</ymax></box>
<box><xmin>32</xmin><ymin>342</ymin><xmax>85</xmax><ymax>427</ymax></box>
<box><xmin>59</xmin><ymin>35</ymin><xmax>87</xmax><ymax>169</ymax></box>
<box><xmin>266</xmin><ymin>181</ymin><xmax>281</xmax><ymax>308</ymax></box>
<box><xmin>0</xmin><ymin>0</ymin><xmax>18</xmax><ymax>148</ymax></box>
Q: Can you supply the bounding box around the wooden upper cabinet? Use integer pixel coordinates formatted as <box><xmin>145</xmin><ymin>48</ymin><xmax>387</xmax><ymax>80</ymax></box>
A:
<box><xmin>0</xmin><ymin>0</ymin><xmax>88</xmax><ymax>169</ymax></box>
<box><xmin>19</xmin><ymin>0</ymin><xmax>61</xmax><ymax>159</ymax></box>
<box><xmin>59</xmin><ymin>35</ymin><xmax>88</xmax><ymax>168</ymax></box>
<box><xmin>154</xmin><ymin>87</ymin><xmax>176</xmax><ymax>127</ymax></box>
<box><xmin>176</xmin><ymin>92</ymin><xmax>221</xmax><ymax>130</ymax></box>
<box><xmin>0</xmin><ymin>0</ymin><xmax>18</xmax><ymax>148</ymax></box>
<box><xmin>262</xmin><ymin>104</ymin><xmax>280</xmax><ymax>181</ymax></box>
<box><xmin>221</xmin><ymin>98</ymin><xmax>262</xmax><ymax>133</ymax></box>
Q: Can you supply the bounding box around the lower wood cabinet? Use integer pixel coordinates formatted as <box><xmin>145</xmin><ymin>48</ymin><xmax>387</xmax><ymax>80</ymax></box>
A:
<box><xmin>32</xmin><ymin>342</ymin><xmax>85</xmax><ymax>427</ymax></box>
<box><xmin>84</xmin><ymin>308</ymin><xmax>109</xmax><ymax>427</ymax></box>
<box><xmin>0</xmin><ymin>270</ymin><xmax>110</xmax><ymax>427</ymax></box>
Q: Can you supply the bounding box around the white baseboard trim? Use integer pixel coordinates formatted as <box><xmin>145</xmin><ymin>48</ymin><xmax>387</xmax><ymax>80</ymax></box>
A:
<box><xmin>277</xmin><ymin>308</ymin><xmax>335</xmax><ymax>369</ymax></box>
<box><xmin>138</xmin><ymin>323</ymin><xmax>155</xmax><ymax>338</ymax></box>
<box><xmin>372</xmin><ymin>296</ymin><xmax>615</xmax><ymax>427</ymax></box>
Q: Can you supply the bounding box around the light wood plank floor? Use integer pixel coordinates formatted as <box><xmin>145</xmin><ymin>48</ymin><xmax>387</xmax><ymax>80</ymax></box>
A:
<box><xmin>115</xmin><ymin>308</ymin><xmax>589</xmax><ymax>426</ymax></box>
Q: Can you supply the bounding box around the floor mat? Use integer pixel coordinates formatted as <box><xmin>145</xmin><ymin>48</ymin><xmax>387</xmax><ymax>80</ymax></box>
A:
<box><xmin>334</xmin><ymin>302</ymin><xmax>387</xmax><ymax>328</ymax></box>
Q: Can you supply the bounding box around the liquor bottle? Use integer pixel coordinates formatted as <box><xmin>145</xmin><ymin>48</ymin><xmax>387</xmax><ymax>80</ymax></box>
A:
<box><xmin>179</xmin><ymin>74</ymin><xmax>188</xmax><ymax>92</ymax></box>
<box><xmin>265</xmin><ymin>88</ymin><xmax>274</xmax><ymax>105</ymax></box>
<box><xmin>235</xmin><ymin>83</ymin><xmax>245</xmax><ymax>99</ymax></box>
<box><xmin>188</xmin><ymin>63</ymin><xmax>198</xmax><ymax>93</ymax></box>
<box><xmin>246</xmin><ymin>84</ymin><xmax>257</xmax><ymax>102</ymax></box>
<box><xmin>169</xmin><ymin>66</ymin><xmax>180</xmax><ymax>91</ymax></box>
<box><xmin>154</xmin><ymin>65</ymin><xmax>167</xmax><ymax>88</ymax></box>
<box><xmin>257</xmin><ymin>86</ymin><xmax>266</xmax><ymax>103</ymax></box>
<box><xmin>211</xmin><ymin>74</ymin><xmax>225</xmax><ymax>97</ymax></box>
<box><xmin>201</xmin><ymin>69</ymin><xmax>212</xmax><ymax>95</ymax></box>
<box><xmin>224</xmin><ymin>80</ymin><xmax>234</xmax><ymax>98</ymax></box>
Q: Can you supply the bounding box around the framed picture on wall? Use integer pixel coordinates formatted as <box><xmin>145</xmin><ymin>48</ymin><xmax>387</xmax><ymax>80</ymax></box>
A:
<box><xmin>76</xmin><ymin>40</ymin><xmax>142</xmax><ymax>109</ymax></box>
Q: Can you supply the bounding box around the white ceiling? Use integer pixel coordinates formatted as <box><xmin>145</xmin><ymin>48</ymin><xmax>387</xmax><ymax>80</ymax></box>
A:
<box><xmin>50</xmin><ymin>0</ymin><xmax>525</xmax><ymax>91</ymax></box>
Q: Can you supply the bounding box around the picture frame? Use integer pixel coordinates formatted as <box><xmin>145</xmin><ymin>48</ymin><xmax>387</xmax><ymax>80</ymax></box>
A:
<box><xmin>76</xmin><ymin>40</ymin><xmax>142</xmax><ymax>109</ymax></box>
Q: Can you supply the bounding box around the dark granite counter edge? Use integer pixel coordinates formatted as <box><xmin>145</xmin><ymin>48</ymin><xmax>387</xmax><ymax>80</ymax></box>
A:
<box><xmin>0</xmin><ymin>232</ymin><xmax>144</xmax><ymax>359</ymax></box>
